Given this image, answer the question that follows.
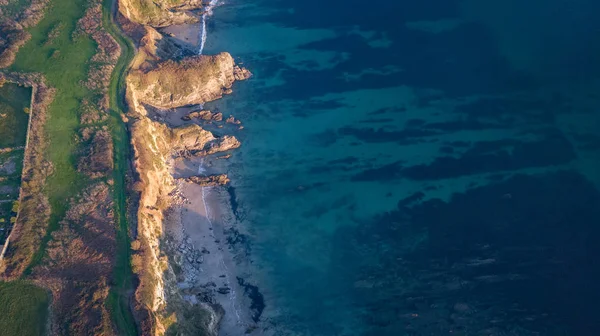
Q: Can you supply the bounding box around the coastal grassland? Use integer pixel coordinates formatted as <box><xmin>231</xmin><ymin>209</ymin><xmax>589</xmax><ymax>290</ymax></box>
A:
<box><xmin>5</xmin><ymin>0</ymin><xmax>138</xmax><ymax>333</ymax></box>
<box><xmin>11</xmin><ymin>0</ymin><xmax>95</xmax><ymax>270</ymax></box>
<box><xmin>101</xmin><ymin>0</ymin><xmax>137</xmax><ymax>333</ymax></box>
<box><xmin>0</xmin><ymin>280</ymin><xmax>49</xmax><ymax>336</ymax></box>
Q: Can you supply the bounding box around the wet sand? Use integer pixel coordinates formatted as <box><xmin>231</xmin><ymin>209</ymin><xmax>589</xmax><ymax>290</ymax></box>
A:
<box><xmin>166</xmin><ymin>157</ymin><xmax>260</xmax><ymax>335</ymax></box>
<box><xmin>161</xmin><ymin>22</ymin><xmax>202</xmax><ymax>50</ymax></box>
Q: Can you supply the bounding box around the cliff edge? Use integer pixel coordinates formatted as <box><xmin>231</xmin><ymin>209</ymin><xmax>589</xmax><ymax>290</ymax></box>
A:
<box><xmin>118</xmin><ymin>0</ymin><xmax>204</xmax><ymax>27</ymax></box>
<box><xmin>128</xmin><ymin>52</ymin><xmax>251</xmax><ymax>110</ymax></box>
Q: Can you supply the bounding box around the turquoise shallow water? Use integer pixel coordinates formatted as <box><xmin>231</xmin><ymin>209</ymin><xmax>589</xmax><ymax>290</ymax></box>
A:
<box><xmin>203</xmin><ymin>0</ymin><xmax>600</xmax><ymax>334</ymax></box>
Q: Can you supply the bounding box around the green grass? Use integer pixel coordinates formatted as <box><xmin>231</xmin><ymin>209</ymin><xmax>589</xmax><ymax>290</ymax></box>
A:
<box><xmin>0</xmin><ymin>83</ymin><xmax>32</xmax><ymax>148</ymax></box>
<box><xmin>11</xmin><ymin>0</ymin><xmax>94</xmax><ymax>200</ymax></box>
<box><xmin>11</xmin><ymin>0</ymin><xmax>95</xmax><ymax>272</ymax></box>
<box><xmin>0</xmin><ymin>281</ymin><xmax>49</xmax><ymax>336</ymax></box>
<box><xmin>102</xmin><ymin>0</ymin><xmax>137</xmax><ymax>334</ymax></box>
<box><xmin>8</xmin><ymin>0</ymin><xmax>139</xmax><ymax>333</ymax></box>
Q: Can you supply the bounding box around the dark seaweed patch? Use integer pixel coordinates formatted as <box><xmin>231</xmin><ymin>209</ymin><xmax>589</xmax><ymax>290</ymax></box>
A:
<box><xmin>401</xmin><ymin>130</ymin><xmax>576</xmax><ymax>180</ymax></box>
<box><xmin>339</xmin><ymin>126</ymin><xmax>439</xmax><ymax>143</ymax></box>
<box><xmin>227</xmin><ymin>186</ymin><xmax>239</xmax><ymax>220</ymax></box>
<box><xmin>237</xmin><ymin>277</ymin><xmax>265</xmax><ymax>322</ymax></box>
<box><xmin>330</xmin><ymin>171</ymin><xmax>600</xmax><ymax>334</ymax></box>
<box><xmin>352</xmin><ymin>161</ymin><xmax>403</xmax><ymax>182</ymax></box>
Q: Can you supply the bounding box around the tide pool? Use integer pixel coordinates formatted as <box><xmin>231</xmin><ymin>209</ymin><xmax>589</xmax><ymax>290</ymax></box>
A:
<box><xmin>203</xmin><ymin>0</ymin><xmax>600</xmax><ymax>334</ymax></box>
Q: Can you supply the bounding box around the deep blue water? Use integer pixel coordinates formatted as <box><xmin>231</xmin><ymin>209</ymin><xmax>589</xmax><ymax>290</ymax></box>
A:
<box><xmin>204</xmin><ymin>0</ymin><xmax>600</xmax><ymax>334</ymax></box>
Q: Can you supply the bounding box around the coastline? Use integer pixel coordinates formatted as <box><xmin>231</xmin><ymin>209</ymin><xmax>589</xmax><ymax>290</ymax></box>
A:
<box><xmin>165</xmin><ymin>156</ymin><xmax>259</xmax><ymax>335</ymax></box>
<box><xmin>118</xmin><ymin>0</ymin><xmax>260</xmax><ymax>331</ymax></box>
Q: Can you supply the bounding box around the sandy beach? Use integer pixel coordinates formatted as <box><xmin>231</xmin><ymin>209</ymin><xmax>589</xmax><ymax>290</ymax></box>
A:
<box><xmin>165</xmin><ymin>155</ymin><xmax>260</xmax><ymax>335</ymax></box>
<box><xmin>161</xmin><ymin>22</ymin><xmax>202</xmax><ymax>50</ymax></box>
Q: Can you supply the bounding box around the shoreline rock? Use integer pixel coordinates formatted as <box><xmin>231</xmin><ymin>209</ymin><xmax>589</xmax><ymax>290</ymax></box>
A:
<box><xmin>183</xmin><ymin>174</ymin><xmax>230</xmax><ymax>187</ymax></box>
<box><xmin>182</xmin><ymin>110</ymin><xmax>223</xmax><ymax>122</ymax></box>
<box><xmin>127</xmin><ymin>52</ymin><xmax>252</xmax><ymax>110</ymax></box>
<box><xmin>122</xmin><ymin>9</ymin><xmax>252</xmax><ymax>334</ymax></box>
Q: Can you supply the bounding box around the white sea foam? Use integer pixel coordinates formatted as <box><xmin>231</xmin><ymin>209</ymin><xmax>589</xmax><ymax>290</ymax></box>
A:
<box><xmin>196</xmin><ymin>1</ymin><xmax>244</xmax><ymax>326</ymax></box>
<box><xmin>199</xmin><ymin>158</ymin><xmax>243</xmax><ymax>324</ymax></box>
<box><xmin>198</xmin><ymin>0</ymin><xmax>220</xmax><ymax>55</ymax></box>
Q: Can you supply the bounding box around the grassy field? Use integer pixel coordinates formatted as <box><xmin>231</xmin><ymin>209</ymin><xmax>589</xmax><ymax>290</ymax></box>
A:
<box><xmin>3</xmin><ymin>0</ymin><xmax>95</xmax><ymax>333</ymax></box>
<box><xmin>0</xmin><ymin>281</ymin><xmax>49</xmax><ymax>336</ymax></box>
<box><xmin>7</xmin><ymin>0</ymin><xmax>138</xmax><ymax>333</ymax></box>
<box><xmin>11</xmin><ymin>0</ymin><xmax>95</xmax><ymax>270</ymax></box>
<box><xmin>102</xmin><ymin>0</ymin><xmax>138</xmax><ymax>333</ymax></box>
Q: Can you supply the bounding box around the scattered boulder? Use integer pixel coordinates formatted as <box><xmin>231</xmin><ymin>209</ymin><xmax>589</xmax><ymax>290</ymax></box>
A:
<box><xmin>181</xmin><ymin>110</ymin><xmax>223</xmax><ymax>122</ymax></box>
<box><xmin>183</xmin><ymin>174</ymin><xmax>229</xmax><ymax>187</ymax></box>
<box><xmin>217</xmin><ymin>287</ymin><xmax>230</xmax><ymax>295</ymax></box>
<box><xmin>233</xmin><ymin>65</ymin><xmax>252</xmax><ymax>80</ymax></box>
<box><xmin>225</xmin><ymin>115</ymin><xmax>241</xmax><ymax>125</ymax></box>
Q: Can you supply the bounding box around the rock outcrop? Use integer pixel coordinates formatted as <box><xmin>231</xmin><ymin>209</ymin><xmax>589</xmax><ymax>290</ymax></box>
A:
<box><xmin>127</xmin><ymin>52</ymin><xmax>251</xmax><ymax>110</ymax></box>
<box><xmin>129</xmin><ymin>117</ymin><xmax>239</xmax><ymax>335</ymax></box>
<box><xmin>118</xmin><ymin>0</ymin><xmax>204</xmax><ymax>27</ymax></box>
<box><xmin>183</xmin><ymin>174</ymin><xmax>230</xmax><ymax>187</ymax></box>
<box><xmin>182</xmin><ymin>110</ymin><xmax>223</xmax><ymax>122</ymax></box>
<box><xmin>121</xmin><ymin>9</ymin><xmax>251</xmax><ymax>335</ymax></box>
<box><xmin>131</xmin><ymin>26</ymin><xmax>182</xmax><ymax>71</ymax></box>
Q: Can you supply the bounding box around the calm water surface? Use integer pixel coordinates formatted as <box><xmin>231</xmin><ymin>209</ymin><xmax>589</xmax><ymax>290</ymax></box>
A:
<box><xmin>203</xmin><ymin>0</ymin><xmax>600</xmax><ymax>334</ymax></box>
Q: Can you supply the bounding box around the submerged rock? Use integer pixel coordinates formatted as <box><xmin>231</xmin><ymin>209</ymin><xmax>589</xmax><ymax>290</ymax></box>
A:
<box><xmin>217</xmin><ymin>287</ymin><xmax>231</xmax><ymax>295</ymax></box>
<box><xmin>225</xmin><ymin>115</ymin><xmax>241</xmax><ymax>125</ymax></box>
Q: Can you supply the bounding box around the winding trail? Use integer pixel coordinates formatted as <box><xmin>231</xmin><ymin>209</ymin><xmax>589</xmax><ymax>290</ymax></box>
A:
<box><xmin>102</xmin><ymin>0</ymin><xmax>138</xmax><ymax>334</ymax></box>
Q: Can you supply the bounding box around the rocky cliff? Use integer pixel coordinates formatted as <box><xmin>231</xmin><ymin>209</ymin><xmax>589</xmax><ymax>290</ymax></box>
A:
<box><xmin>118</xmin><ymin>0</ymin><xmax>204</xmax><ymax>27</ymax></box>
<box><xmin>128</xmin><ymin>52</ymin><xmax>251</xmax><ymax>110</ymax></box>
<box><xmin>129</xmin><ymin>117</ymin><xmax>241</xmax><ymax>335</ymax></box>
<box><xmin>121</xmin><ymin>6</ymin><xmax>251</xmax><ymax>334</ymax></box>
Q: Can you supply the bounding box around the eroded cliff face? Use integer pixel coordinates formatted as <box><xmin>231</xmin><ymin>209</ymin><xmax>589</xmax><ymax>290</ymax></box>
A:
<box><xmin>131</xmin><ymin>26</ymin><xmax>182</xmax><ymax>70</ymax></box>
<box><xmin>118</xmin><ymin>0</ymin><xmax>204</xmax><ymax>27</ymax></box>
<box><xmin>122</xmin><ymin>9</ymin><xmax>251</xmax><ymax>335</ymax></box>
<box><xmin>128</xmin><ymin>52</ymin><xmax>251</xmax><ymax>110</ymax></box>
<box><xmin>129</xmin><ymin>114</ymin><xmax>241</xmax><ymax>335</ymax></box>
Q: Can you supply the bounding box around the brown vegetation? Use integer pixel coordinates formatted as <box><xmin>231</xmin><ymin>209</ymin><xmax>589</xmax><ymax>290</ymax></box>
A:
<box><xmin>76</xmin><ymin>0</ymin><xmax>122</xmax><ymax>112</ymax></box>
<box><xmin>80</xmin><ymin>98</ymin><xmax>109</xmax><ymax>125</ymax></box>
<box><xmin>78</xmin><ymin>128</ymin><xmax>114</xmax><ymax>179</ymax></box>
<box><xmin>2</xmin><ymin>0</ymin><xmax>125</xmax><ymax>333</ymax></box>
<box><xmin>0</xmin><ymin>0</ymin><xmax>51</xmax><ymax>68</ymax></box>
<box><xmin>0</xmin><ymin>72</ymin><xmax>54</xmax><ymax>279</ymax></box>
<box><xmin>33</xmin><ymin>182</ymin><xmax>117</xmax><ymax>335</ymax></box>
<box><xmin>0</xmin><ymin>23</ymin><xmax>30</xmax><ymax>68</ymax></box>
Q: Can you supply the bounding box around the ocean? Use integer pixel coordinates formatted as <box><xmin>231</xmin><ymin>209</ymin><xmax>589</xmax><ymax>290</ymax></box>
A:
<box><xmin>202</xmin><ymin>0</ymin><xmax>600</xmax><ymax>334</ymax></box>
